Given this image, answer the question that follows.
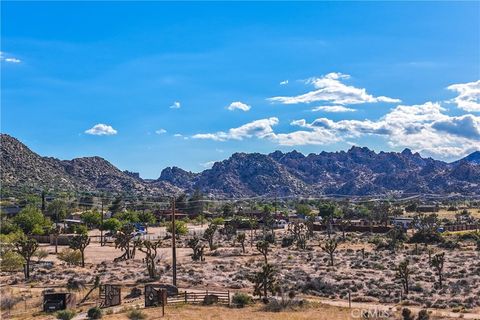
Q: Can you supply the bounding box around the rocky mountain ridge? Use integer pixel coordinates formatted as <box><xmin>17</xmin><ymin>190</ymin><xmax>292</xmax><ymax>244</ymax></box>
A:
<box><xmin>1</xmin><ymin>133</ymin><xmax>478</xmax><ymax>197</ymax></box>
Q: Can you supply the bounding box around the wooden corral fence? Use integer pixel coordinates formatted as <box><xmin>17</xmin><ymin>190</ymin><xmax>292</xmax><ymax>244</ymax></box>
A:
<box><xmin>167</xmin><ymin>290</ymin><xmax>231</xmax><ymax>306</ymax></box>
<box><xmin>442</xmin><ymin>224</ymin><xmax>479</xmax><ymax>232</ymax></box>
<box><xmin>312</xmin><ymin>223</ymin><xmax>392</xmax><ymax>233</ymax></box>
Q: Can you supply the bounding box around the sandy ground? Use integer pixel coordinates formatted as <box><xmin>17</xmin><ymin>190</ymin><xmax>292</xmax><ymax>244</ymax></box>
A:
<box><xmin>1</xmin><ymin>226</ymin><xmax>480</xmax><ymax>319</ymax></box>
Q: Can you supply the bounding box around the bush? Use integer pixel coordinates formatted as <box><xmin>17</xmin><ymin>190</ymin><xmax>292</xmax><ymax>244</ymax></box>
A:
<box><xmin>417</xmin><ymin>309</ymin><xmax>430</xmax><ymax>320</ymax></box>
<box><xmin>0</xmin><ymin>251</ymin><xmax>24</xmax><ymax>271</ymax></box>
<box><xmin>87</xmin><ymin>306</ymin><xmax>102</xmax><ymax>319</ymax></box>
<box><xmin>58</xmin><ymin>249</ymin><xmax>82</xmax><ymax>266</ymax></box>
<box><xmin>232</xmin><ymin>292</ymin><xmax>253</xmax><ymax>307</ymax></box>
<box><xmin>409</xmin><ymin>231</ymin><xmax>443</xmax><ymax>244</ymax></box>
<box><xmin>34</xmin><ymin>249</ymin><xmax>49</xmax><ymax>262</ymax></box>
<box><xmin>56</xmin><ymin>309</ymin><xmax>76</xmax><ymax>320</ymax></box>
<box><xmin>127</xmin><ymin>309</ymin><xmax>146</xmax><ymax>320</ymax></box>
<box><xmin>281</xmin><ymin>237</ymin><xmax>294</xmax><ymax>248</ymax></box>
<box><xmin>0</xmin><ymin>293</ymin><xmax>20</xmax><ymax>311</ymax></box>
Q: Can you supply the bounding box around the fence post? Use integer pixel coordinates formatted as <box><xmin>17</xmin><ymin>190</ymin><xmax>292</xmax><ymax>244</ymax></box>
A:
<box><xmin>228</xmin><ymin>290</ymin><xmax>230</xmax><ymax>306</ymax></box>
<box><xmin>348</xmin><ymin>292</ymin><xmax>351</xmax><ymax>308</ymax></box>
<box><xmin>184</xmin><ymin>291</ymin><xmax>187</xmax><ymax>303</ymax></box>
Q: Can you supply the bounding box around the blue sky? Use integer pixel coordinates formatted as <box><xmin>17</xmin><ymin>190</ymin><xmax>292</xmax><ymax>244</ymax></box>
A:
<box><xmin>1</xmin><ymin>2</ymin><xmax>479</xmax><ymax>178</ymax></box>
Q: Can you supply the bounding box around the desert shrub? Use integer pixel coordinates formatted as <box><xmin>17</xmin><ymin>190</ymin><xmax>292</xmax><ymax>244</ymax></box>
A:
<box><xmin>34</xmin><ymin>248</ymin><xmax>49</xmax><ymax>262</ymax></box>
<box><xmin>263</xmin><ymin>292</ymin><xmax>305</xmax><ymax>312</ymax></box>
<box><xmin>0</xmin><ymin>293</ymin><xmax>20</xmax><ymax>311</ymax></box>
<box><xmin>409</xmin><ymin>232</ymin><xmax>443</xmax><ymax>244</ymax></box>
<box><xmin>127</xmin><ymin>309</ymin><xmax>146</xmax><ymax>320</ymax></box>
<box><xmin>281</xmin><ymin>236</ymin><xmax>294</xmax><ymax>248</ymax></box>
<box><xmin>87</xmin><ymin>306</ymin><xmax>102</xmax><ymax>319</ymax></box>
<box><xmin>56</xmin><ymin>309</ymin><xmax>76</xmax><ymax>320</ymax></box>
<box><xmin>211</xmin><ymin>217</ymin><xmax>225</xmax><ymax>226</ymax></box>
<box><xmin>232</xmin><ymin>292</ymin><xmax>253</xmax><ymax>307</ymax></box>
<box><xmin>264</xmin><ymin>233</ymin><xmax>275</xmax><ymax>244</ymax></box>
<box><xmin>66</xmin><ymin>277</ymin><xmax>86</xmax><ymax>291</ymax></box>
<box><xmin>0</xmin><ymin>250</ymin><xmax>24</xmax><ymax>271</ymax></box>
<box><xmin>417</xmin><ymin>309</ymin><xmax>430</xmax><ymax>320</ymax></box>
<box><xmin>438</xmin><ymin>239</ymin><xmax>459</xmax><ymax>249</ymax></box>
<box><xmin>58</xmin><ymin>248</ymin><xmax>82</xmax><ymax>266</ymax></box>
<box><xmin>401</xmin><ymin>308</ymin><xmax>414</xmax><ymax>320</ymax></box>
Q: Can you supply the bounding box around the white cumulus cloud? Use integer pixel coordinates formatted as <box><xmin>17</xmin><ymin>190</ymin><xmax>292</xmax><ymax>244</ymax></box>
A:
<box><xmin>155</xmin><ymin>129</ymin><xmax>167</xmax><ymax>134</ymax></box>
<box><xmin>0</xmin><ymin>51</ymin><xmax>21</xmax><ymax>63</ymax></box>
<box><xmin>280</xmin><ymin>80</ymin><xmax>289</xmax><ymax>85</ymax></box>
<box><xmin>280</xmin><ymin>102</ymin><xmax>479</xmax><ymax>157</ymax></box>
<box><xmin>227</xmin><ymin>101</ymin><xmax>251</xmax><ymax>112</ymax></box>
<box><xmin>447</xmin><ymin>80</ymin><xmax>480</xmax><ymax>112</ymax></box>
<box><xmin>192</xmin><ymin>117</ymin><xmax>279</xmax><ymax>141</ymax></box>
<box><xmin>169</xmin><ymin>101</ymin><xmax>181</xmax><ymax>109</ymax></box>
<box><xmin>85</xmin><ymin>124</ymin><xmax>117</xmax><ymax>136</ymax></box>
<box><xmin>268</xmin><ymin>72</ymin><xmax>401</xmax><ymax>105</ymax></box>
<box><xmin>311</xmin><ymin>105</ymin><xmax>356</xmax><ymax>113</ymax></box>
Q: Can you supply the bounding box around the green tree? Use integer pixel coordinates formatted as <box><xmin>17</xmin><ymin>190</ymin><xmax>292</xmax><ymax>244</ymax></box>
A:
<box><xmin>14</xmin><ymin>236</ymin><xmax>38</xmax><ymax>279</ymax></box>
<box><xmin>81</xmin><ymin>210</ymin><xmax>102</xmax><ymax>229</ymax></box>
<box><xmin>166</xmin><ymin>220</ymin><xmax>188</xmax><ymax>236</ymax></box>
<box><xmin>46</xmin><ymin>199</ymin><xmax>69</xmax><ymax>223</ymax></box>
<box><xmin>69</xmin><ymin>234</ymin><xmax>90</xmax><ymax>267</ymax></box>
<box><xmin>102</xmin><ymin>218</ymin><xmax>122</xmax><ymax>233</ymax></box>
<box><xmin>114</xmin><ymin>210</ymin><xmax>139</xmax><ymax>224</ymax></box>
<box><xmin>296</xmin><ymin>204</ymin><xmax>312</xmax><ymax>216</ymax></box>
<box><xmin>13</xmin><ymin>205</ymin><xmax>51</xmax><ymax>235</ymax></box>
<box><xmin>138</xmin><ymin>211</ymin><xmax>156</xmax><ymax>225</ymax></box>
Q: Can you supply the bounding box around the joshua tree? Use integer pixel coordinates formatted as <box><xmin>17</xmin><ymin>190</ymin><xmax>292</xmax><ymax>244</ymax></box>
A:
<box><xmin>430</xmin><ymin>252</ymin><xmax>445</xmax><ymax>288</ymax></box>
<box><xmin>321</xmin><ymin>238</ymin><xmax>338</xmax><ymax>266</ymax></box>
<box><xmin>187</xmin><ymin>235</ymin><xmax>205</xmax><ymax>261</ymax></box>
<box><xmin>14</xmin><ymin>237</ymin><xmax>38</xmax><ymax>279</ymax></box>
<box><xmin>288</xmin><ymin>222</ymin><xmax>308</xmax><ymax>250</ymax></box>
<box><xmin>256</xmin><ymin>240</ymin><xmax>270</xmax><ymax>264</ymax></box>
<box><xmin>252</xmin><ymin>263</ymin><xmax>277</xmax><ymax>299</ymax></box>
<box><xmin>135</xmin><ymin>239</ymin><xmax>162</xmax><ymax>279</ymax></box>
<box><xmin>51</xmin><ymin>225</ymin><xmax>61</xmax><ymax>254</ymax></box>
<box><xmin>113</xmin><ymin>224</ymin><xmax>137</xmax><ymax>261</ymax></box>
<box><xmin>80</xmin><ymin>275</ymin><xmax>100</xmax><ymax>304</ymax></box>
<box><xmin>203</xmin><ymin>223</ymin><xmax>218</xmax><ymax>250</ymax></box>
<box><xmin>386</xmin><ymin>226</ymin><xmax>407</xmax><ymax>252</ymax></box>
<box><xmin>396</xmin><ymin>259</ymin><xmax>411</xmax><ymax>295</ymax></box>
<box><xmin>69</xmin><ymin>234</ymin><xmax>90</xmax><ymax>267</ymax></box>
<box><xmin>236</xmin><ymin>232</ymin><xmax>246</xmax><ymax>253</ymax></box>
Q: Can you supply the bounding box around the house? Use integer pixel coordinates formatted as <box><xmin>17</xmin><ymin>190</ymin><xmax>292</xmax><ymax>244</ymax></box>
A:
<box><xmin>391</xmin><ymin>217</ymin><xmax>414</xmax><ymax>229</ymax></box>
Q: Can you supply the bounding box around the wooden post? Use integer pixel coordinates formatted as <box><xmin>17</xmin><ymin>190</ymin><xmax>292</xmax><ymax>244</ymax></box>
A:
<box><xmin>161</xmin><ymin>289</ymin><xmax>167</xmax><ymax>317</ymax></box>
<box><xmin>228</xmin><ymin>290</ymin><xmax>230</xmax><ymax>306</ymax></box>
<box><xmin>348</xmin><ymin>292</ymin><xmax>351</xmax><ymax>308</ymax></box>
<box><xmin>184</xmin><ymin>291</ymin><xmax>187</xmax><ymax>303</ymax></box>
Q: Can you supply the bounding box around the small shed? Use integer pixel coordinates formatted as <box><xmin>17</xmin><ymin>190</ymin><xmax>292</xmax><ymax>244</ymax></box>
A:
<box><xmin>43</xmin><ymin>292</ymin><xmax>76</xmax><ymax>312</ymax></box>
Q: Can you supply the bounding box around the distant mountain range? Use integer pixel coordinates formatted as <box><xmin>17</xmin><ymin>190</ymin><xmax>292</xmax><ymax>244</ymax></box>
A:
<box><xmin>1</xmin><ymin>133</ymin><xmax>479</xmax><ymax>197</ymax></box>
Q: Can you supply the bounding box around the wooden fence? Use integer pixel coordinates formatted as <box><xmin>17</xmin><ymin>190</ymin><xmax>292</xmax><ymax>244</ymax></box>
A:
<box><xmin>167</xmin><ymin>290</ymin><xmax>230</xmax><ymax>306</ymax></box>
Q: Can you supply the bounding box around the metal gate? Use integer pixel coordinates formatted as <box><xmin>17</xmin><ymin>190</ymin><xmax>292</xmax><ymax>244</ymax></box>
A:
<box><xmin>99</xmin><ymin>284</ymin><xmax>121</xmax><ymax>308</ymax></box>
<box><xmin>144</xmin><ymin>285</ymin><xmax>167</xmax><ymax>308</ymax></box>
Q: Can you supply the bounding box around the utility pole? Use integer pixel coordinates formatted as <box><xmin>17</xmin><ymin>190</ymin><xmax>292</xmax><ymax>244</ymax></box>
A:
<box><xmin>171</xmin><ymin>197</ymin><xmax>177</xmax><ymax>287</ymax></box>
<box><xmin>100</xmin><ymin>196</ymin><xmax>104</xmax><ymax>246</ymax></box>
